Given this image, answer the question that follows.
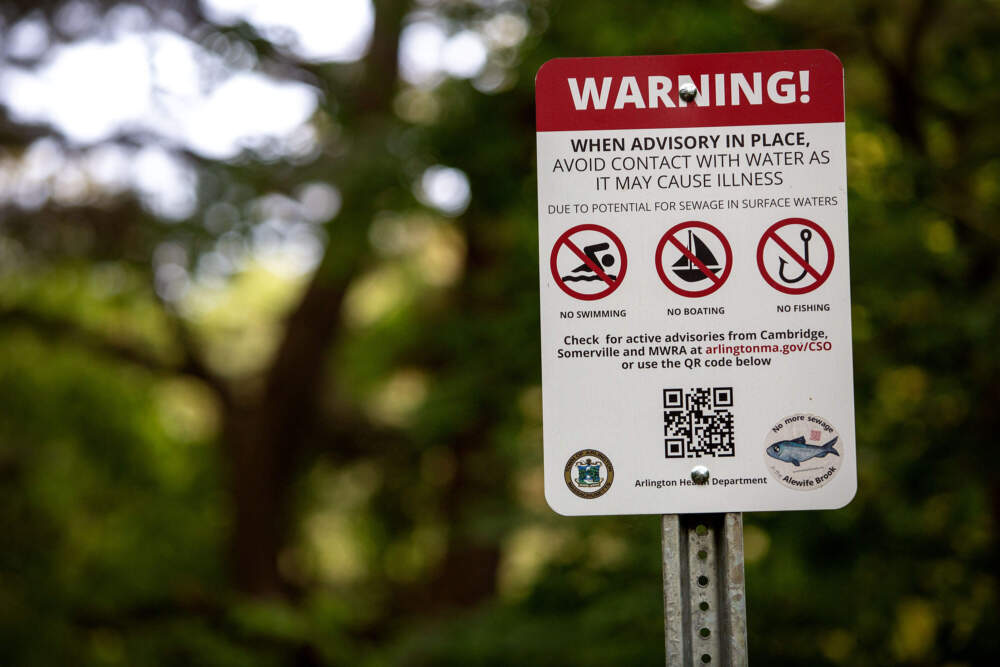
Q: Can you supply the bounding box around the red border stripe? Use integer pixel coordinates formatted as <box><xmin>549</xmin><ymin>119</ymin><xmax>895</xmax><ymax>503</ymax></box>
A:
<box><xmin>536</xmin><ymin>50</ymin><xmax>844</xmax><ymax>132</ymax></box>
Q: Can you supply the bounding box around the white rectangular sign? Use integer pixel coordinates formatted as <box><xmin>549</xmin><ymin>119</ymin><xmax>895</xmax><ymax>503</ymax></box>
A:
<box><xmin>536</xmin><ymin>50</ymin><xmax>857</xmax><ymax>515</ymax></box>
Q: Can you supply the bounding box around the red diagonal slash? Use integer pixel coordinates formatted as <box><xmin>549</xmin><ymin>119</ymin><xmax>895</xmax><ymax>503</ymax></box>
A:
<box><xmin>666</xmin><ymin>233</ymin><xmax>723</xmax><ymax>285</ymax></box>
<box><xmin>562</xmin><ymin>237</ymin><xmax>616</xmax><ymax>286</ymax></box>
<box><xmin>766</xmin><ymin>230</ymin><xmax>823</xmax><ymax>282</ymax></box>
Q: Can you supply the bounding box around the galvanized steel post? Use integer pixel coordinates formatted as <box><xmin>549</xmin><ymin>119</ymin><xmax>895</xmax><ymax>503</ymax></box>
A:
<box><xmin>662</xmin><ymin>513</ymin><xmax>748</xmax><ymax>666</ymax></box>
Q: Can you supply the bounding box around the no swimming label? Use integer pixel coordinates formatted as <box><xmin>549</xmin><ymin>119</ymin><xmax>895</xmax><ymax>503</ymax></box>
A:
<box><xmin>536</xmin><ymin>50</ymin><xmax>857</xmax><ymax>515</ymax></box>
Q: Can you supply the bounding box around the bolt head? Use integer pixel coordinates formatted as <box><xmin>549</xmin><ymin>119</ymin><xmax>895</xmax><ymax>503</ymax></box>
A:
<box><xmin>691</xmin><ymin>465</ymin><xmax>710</xmax><ymax>485</ymax></box>
<box><xmin>679</xmin><ymin>82</ymin><xmax>698</xmax><ymax>102</ymax></box>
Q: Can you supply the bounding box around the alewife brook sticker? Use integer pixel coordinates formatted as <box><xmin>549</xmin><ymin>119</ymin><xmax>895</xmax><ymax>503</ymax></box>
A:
<box><xmin>763</xmin><ymin>413</ymin><xmax>842</xmax><ymax>490</ymax></box>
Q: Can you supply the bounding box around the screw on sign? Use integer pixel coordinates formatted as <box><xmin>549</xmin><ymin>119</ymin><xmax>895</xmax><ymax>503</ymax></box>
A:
<box><xmin>756</xmin><ymin>217</ymin><xmax>834</xmax><ymax>295</ymax></box>
<box><xmin>655</xmin><ymin>221</ymin><xmax>733</xmax><ymax>298</ymax></box>
<box><xmin>550</xmin><ymin>224</ymin><xmax>627</xmax><ymax>300</ymax></box>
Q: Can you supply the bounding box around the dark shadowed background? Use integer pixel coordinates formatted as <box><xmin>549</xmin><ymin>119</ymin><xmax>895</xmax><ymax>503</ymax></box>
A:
<box><xmin>1</xmin><ymin>0</ymin><xmax>998</xmax><ymax>665</ymax></box>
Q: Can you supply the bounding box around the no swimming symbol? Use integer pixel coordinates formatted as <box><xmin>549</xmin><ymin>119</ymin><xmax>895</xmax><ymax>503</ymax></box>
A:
<box><xmin>550</xmin><ymin>224</ymin><xmax>627</xmax><ymax>301</ymax></box>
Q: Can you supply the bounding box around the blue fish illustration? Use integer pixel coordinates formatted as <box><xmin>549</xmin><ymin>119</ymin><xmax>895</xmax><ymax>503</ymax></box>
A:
<box><xmin>766</xmin><ymin>436</ymin><xmax>839</xmax><ymax>466</ymax></box>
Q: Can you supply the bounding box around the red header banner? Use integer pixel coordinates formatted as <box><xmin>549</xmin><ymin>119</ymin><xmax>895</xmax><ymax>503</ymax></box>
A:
<box><xmin>536</xmin><ymin>50</ymin><xmax>844</xmax><ymax>132</ymax></box>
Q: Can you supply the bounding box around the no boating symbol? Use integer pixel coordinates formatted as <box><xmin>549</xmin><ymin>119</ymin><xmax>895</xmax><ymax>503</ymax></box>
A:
<box><xmin>550</xmin><ymin>224</ymin><xmax>627</xmax><ymax>300</ymax></box>
<box><xmin>757</xmin><ymin>218</ymin><xmax>834</xmax><ymax>295</ymax></box>
<box><xmin>655</xmin><ymin>221</ymin><xmax>733</xmax><ymax>298</ymax></box>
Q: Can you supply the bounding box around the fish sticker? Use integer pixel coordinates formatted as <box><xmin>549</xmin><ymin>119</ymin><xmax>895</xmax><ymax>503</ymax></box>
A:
<box><xmin>766</xmin><ymin>436</ymin><xmax>838</xmax><ymax>466</ymax></box>
<box><xmin>763</xmin><ymin>413</ymin><xmax>843</xmax><ymax>491</ymax></box>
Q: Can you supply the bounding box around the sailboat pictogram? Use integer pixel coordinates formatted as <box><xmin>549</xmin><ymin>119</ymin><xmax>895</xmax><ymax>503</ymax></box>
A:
<box><xmin>672</xmin><ymin>230</ymin><xmax>721</xmax><ymax>282</ymax></box>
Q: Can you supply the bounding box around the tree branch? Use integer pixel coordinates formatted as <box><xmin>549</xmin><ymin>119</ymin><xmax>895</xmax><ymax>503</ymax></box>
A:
<box><xmin>0</xmin><ymin>306</ymin><xmax>227</xmax><ymax>396</ymax></box>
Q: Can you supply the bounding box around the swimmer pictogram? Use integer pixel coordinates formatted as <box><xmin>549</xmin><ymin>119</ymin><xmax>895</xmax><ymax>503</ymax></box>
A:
<box><xmin>550</xmin><ymin>224</ymin><xmax>627</xmax><ymax>301</ymax></box>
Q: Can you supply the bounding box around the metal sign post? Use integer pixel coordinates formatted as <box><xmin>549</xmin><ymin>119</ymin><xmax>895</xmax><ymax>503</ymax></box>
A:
<box><xmin>662</xmin><ymin>513</ymin><xmax>747</xmax><ymax>666</ymax></box>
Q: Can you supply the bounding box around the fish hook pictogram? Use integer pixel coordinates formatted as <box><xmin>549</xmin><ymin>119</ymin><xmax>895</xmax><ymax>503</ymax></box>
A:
<box><xmin>778</xmin><ymin>228</ymin><xmax>813</xmax><ymax>283</ymax></box>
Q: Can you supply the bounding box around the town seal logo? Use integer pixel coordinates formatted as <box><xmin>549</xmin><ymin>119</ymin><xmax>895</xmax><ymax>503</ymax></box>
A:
<box><xmin>564</xmin><ymin>449</ymin><xmax>614</xmax><ymax>499</ymax></box>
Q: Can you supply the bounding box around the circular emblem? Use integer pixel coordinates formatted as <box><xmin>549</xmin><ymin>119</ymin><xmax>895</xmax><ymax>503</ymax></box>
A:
<box><xmin>550</xmin><ymin>224</ymin><xmax>627</xmax><ymax>301</ymax></box>
<box><xmin>756</xmin><ymin>218</ymin><xmax>835</xmax><ymax>295</ymax></box>
<box><xmin>564</xmin><ymin>449</ymin><xmax>614</xmax><ymax>499</ymax></box>
<box><xmin>763</xmin><ymin>413</ymin><xmax>842</xmax><ymax>490</ymax></box>
<box><xmin>654</xmin><ymin>221</ymin><xmax>733</xmax><ymax>298</ymax></box>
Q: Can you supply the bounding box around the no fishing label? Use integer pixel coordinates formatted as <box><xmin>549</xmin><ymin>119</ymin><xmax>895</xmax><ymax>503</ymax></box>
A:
<box><xmin>536</xmin><ymin>50</ymin><xmax>857</xmax><ymax>515</ymax></box>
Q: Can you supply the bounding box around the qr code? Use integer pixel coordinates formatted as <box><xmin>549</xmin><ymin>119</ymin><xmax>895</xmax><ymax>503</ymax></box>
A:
<box><xmin>663</xmin><ymin>387</ymin><xmax>735</xmax><ymax>458</ymax></box>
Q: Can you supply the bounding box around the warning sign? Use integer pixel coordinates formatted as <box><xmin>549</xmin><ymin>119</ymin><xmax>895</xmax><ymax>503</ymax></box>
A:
<box><xmin>550</xmin><ymin>224</ymin><xmax>627</xmax><ymax>300</ymax></box>
<box><xmin>757</xmin><ymin>218</ymin><xmax>834</xmax><ymax>295</ymax></box>
<box><xmin>536</xmin><ymin>50</ymin><xmax>856</xmax><ymax>516</ymax></box>
<box><xmin>655</xmin><ymin>221</ymin><xmax>732</xmax><ymax>297</ymax></box>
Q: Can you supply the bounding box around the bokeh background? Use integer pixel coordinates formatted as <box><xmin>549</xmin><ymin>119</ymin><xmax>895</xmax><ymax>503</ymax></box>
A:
<box><xmin>1</xmin><ymin>0</ymin><xmax>998</xmax><ymax>665</ymax></box>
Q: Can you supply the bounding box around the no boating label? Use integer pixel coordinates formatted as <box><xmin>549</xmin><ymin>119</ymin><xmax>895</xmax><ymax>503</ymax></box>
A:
<box><xmin>535</xmin><ymin>50</ymin><xmax>857</xmax><ymax>515</ymax></box>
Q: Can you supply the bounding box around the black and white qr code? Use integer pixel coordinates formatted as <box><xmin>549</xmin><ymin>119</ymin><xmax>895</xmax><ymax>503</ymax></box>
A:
<box><xmin>663</xmin><ymin>387</ymin><xmax>735</xmax><ymax>458</ymax></box>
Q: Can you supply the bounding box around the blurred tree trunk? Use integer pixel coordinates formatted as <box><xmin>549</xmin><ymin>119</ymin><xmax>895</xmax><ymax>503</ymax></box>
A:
<box><xmin>224</xmin><ymin>274</ymin><xmax>354</xmax><ymax>596</ymax></box>
<box><xmin>223</xmin><ymin>0</ymin><xmax>408</xmax><ymax>597</ymax></box>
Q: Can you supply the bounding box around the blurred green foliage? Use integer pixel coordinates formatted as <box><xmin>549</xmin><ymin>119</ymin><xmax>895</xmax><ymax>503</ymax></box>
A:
<box><xmin>1</xmin><ymin>0</ymin><xmax>999</xmax><ymax>665</ymax></box>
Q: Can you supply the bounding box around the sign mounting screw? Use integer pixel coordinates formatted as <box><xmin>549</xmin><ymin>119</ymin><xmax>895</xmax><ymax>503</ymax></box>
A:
<box><xmin>691</xmin><ymin>465</ymin><xmax>710</xmax><ymax>485</ymax></box>
<box><xmin>679</xmin><ymin>82</ymin><xmax>698</xmax><ymax>102</ymax></box>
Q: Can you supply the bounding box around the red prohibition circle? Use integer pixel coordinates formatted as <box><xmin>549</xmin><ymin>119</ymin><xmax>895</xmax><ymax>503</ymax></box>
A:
<box><xmin>655</xmin><ymin>221</ymin><xmax>733</xmax><ymax>298</ymax></box>
<box><xmin>756</xmin><ymin>218</ymin><xmax>835</xmax><ymax>295</ymax></box>
<box><xmin>550</xmin><ymin>223</ymin><xmax>628</xmax><ymax>301</ymax></box>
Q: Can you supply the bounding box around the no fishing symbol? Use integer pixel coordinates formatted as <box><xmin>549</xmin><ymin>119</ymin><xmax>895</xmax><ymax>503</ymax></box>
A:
<box><xmin>757</xmin><ymin>218</ymin><xmax>834</xmax><ymax>295</ymax></box>
<box><xmin>655</xmin><ymin>221</ymin><xmax>733</xmax><ymax>298</ymax></box>
<box><xmin>550</xmin><ymin>223</ymin><xmax>627</xmax><ymax>300</ymax></box>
